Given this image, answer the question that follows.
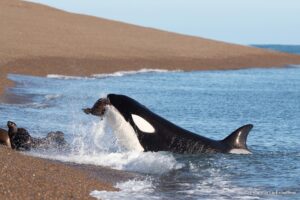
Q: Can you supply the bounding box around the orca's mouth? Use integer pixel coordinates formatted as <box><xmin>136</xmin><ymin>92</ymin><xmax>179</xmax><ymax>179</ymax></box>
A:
<box><xmin>83</xmin><ymin>97</ymin><xmax>111</xmax><ymax>117</ymax></box>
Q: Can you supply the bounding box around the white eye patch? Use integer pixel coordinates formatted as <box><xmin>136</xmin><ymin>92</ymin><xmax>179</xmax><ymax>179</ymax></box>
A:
<box><xmin>131</xmin><ymin>114</ymin><xmax>155</xmax><ymax>133</ymax></box>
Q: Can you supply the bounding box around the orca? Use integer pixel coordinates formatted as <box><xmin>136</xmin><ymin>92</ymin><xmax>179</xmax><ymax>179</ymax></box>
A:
<box><xmin>83</xmin><ymin>94</ymin><xmax>253</xmax><ymax>154</ymax></box>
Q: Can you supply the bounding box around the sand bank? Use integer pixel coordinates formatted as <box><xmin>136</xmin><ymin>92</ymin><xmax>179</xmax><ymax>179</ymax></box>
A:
<box><xmin>1</xmin><ymin>0</ymin><xmax>300</xmax><ymax>96</ymax></box>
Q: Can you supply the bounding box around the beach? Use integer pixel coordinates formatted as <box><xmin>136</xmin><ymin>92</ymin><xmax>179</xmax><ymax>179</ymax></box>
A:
<box><xmin>1</xmin><ymin>0</ymin><xmax>300</xmax><ymax>199</ymax></box>
<box><xmin>0</xmin><ymin>146</ymin><xmax>118</xmax><ymax>199</ymax></box>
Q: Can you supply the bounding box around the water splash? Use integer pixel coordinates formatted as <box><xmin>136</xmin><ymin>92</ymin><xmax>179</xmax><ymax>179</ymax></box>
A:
<box><xmin>90</xmin><ymin>178</ymin><xmax>159</xmax><ymax>200</ymax></box>
<box><xmin>29</xmin><ymin>105</ymin><xmax>182</xmax><ymax>174</ymax></box>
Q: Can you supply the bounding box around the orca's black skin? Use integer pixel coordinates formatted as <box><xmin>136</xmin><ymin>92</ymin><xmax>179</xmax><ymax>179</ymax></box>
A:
<box><xmin>84</xmin><ymin>94</ymin><xmax>253</xmax><ymax>154</ymax></box>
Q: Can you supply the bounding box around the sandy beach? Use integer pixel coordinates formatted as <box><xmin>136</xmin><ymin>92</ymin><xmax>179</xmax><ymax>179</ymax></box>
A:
<box><xmin>1</xmin><ymin>0</ymin><xmax>300</xmax><ymax>199</ymax></box>
<box><xmin>0</xmin><ymin>146</ymin><xmax>118</xmax><ymax>199</ymax></box>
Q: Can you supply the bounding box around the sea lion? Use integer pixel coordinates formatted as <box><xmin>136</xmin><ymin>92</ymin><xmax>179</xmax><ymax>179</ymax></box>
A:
<box><xmin>7</xmin><ymin>121</ymin><xmax>31</xmax><ymax>151</ymax></box>
<box><xmin>7</xmin><ymin>121</ymin><xmax>68</xmax><ymax>151</ymax></box>
<box><xmin>83</xmin><ymin>97</ymin><xmax>111</xmax><ymax>118</ymax></box>
<box><xmin>0</xmin><ymin>128</ymin><xmax>11</xmax><ymax>148</ymax></box>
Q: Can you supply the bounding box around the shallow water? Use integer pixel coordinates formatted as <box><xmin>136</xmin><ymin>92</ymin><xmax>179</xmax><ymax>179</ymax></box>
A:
<box><xmin>0</xmin><ymin>67</ymin><xmax>300</xmax><ymax>199</ymax></box>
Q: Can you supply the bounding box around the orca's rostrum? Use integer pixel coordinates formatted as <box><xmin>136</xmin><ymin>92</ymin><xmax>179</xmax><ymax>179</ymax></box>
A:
<box><xmin>83</xmin><ymin>94</ymin><xmax>253</xmax><ymax>154</ymax></box>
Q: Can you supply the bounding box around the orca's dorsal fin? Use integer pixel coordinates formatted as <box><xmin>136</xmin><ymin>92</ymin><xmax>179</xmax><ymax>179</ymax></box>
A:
<box><xmin>222</xmin><ymin>124</ymin><xmax>253</xmax><ymax>153</ymax></box>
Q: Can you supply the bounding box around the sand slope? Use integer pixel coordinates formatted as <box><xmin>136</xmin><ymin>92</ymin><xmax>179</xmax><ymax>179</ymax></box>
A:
<box><xmin>1</xmin><ymin>0</ymin><xmax>300</xmax><ymax>95</ymax></box>
<box><xmin>0</xmin><ymin>146</ymin><xmax>116</xmax><ymax>199</ymax></box>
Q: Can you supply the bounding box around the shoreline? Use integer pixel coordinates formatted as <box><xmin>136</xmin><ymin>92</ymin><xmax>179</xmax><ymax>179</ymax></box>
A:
<box><xmin>2</xmin><ymin>53</ymin><xmax>300</xmax><ymax>98</ymax></box>
<box><xmin>0</xmin><ymin>145</ymin><xmax>142</xmax><ymax>199</ymax></box>
<box><xmin>0</xmin><ymin>146</ymin><xmax>119</xmax><ymax>199</ymax></box>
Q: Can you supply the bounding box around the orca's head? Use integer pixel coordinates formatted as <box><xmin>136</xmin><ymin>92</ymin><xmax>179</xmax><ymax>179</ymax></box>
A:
<box><xmin>83</xmin><ymin>97</ymin><xmax>111</xmax><ymax>117</ymax></box>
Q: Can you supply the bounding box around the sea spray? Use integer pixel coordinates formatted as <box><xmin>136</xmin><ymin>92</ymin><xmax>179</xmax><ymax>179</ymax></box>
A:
<box><xmin>90</xmin><ymin>178</ymin><xmax>159</xmax><ymax>200</ymax></box>
<box><xmin>69</xmin><ymin>105</ymin><xmax>143</xmax><ymax>154</ymax></box>
<box><xmin>29</xmin><ymin>104</ymin><xmax>182</xmax><ymax>174</ymax></box>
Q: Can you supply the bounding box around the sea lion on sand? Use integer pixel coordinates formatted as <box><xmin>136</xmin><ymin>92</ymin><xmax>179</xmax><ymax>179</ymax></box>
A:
<box><xmin>0</xmin><ymin>128</ymin><xmax>11</xmax><ymax>148</ymax></box>
<box><xmin>7</xmin><ymin>121</ymin><xmax>68</xmax><ymax>151</ymax></box>
<box><xmin>7</xmin><ymin>121</ymin><xmax>31</xmax><ymax>151</ymax></box>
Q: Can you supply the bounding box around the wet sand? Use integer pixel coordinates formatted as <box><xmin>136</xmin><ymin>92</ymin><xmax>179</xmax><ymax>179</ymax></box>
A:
<box><xmin>1</xmin><ymin>0</ymin><xmax>300</xmax><ymax>199</ymax></box>
<box><xmin>0</xmin><ymin>146</ymin><xmax>120</xmax><ymax>199</ymax></box>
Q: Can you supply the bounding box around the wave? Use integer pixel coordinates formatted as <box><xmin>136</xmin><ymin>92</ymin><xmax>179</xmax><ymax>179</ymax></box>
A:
<box><xmin>46</xmin><ymin>74</ymin><xmax>94</xmax><ymax>80</ymax></box>
<box><xmin>286</xmin><ymin>64</ymin><xmax>300</xmax><ymax>68</ymax></box>
<box><xmin>90</xmin><ymin>178</ymin><xmax>159</xmax><ymax>200</ymax></box>
<box><xmin>90</xmin><ymin>164</ymin><xmax>262</xmax><ymax>200</ymax></box>
<box><xmin>45</xmin><ymin>94</ymin><xmax>62</xmax><ymax>101</ymax></box>
<box><xmin>92</xmin><ymin>68</ymin><xmax>181</xmax><ymax>78</ymax></box>
<box><xmin>47</xmin><ymin>69</ymin><xmax>182</xmax><ymax>80</ymax></box>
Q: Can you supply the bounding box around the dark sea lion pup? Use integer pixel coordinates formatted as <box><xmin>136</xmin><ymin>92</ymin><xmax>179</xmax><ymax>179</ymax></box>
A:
<box><xmin>7</xmin><ymin>121</ymin><xmax>32</xmax><ymax>151</ymax></box>
<box><xmin>0</xmin><ymin>128</ymin><xmax>11</xmax><ymax>148</ymax></box>
<box><xmin>83</xmin><ymin>94</ymin><xmax>254</xmax><ymax>154</ymax></box>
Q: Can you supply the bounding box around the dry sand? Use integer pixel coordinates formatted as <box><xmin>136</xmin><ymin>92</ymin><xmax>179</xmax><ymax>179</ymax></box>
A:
<box><xmin>1</xmin><ymin>0</ymin><xmax>300</xmax><ymax>199</ymax></box>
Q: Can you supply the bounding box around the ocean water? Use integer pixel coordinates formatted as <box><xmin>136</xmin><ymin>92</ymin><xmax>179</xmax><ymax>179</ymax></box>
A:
<box><xmin>253</xmin><ymin>45</ymin><xmax>300</xmax><ymax>55</ymax></box>
<box><xmin>0</xmin><ymin>67</ymin><xmax>300</xmax><ymax>199</ymax></box>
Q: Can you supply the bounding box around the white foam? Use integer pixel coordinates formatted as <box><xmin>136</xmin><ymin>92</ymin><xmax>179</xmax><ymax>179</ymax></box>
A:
<box><xmin>182</xmin><ymin>165</ymin><xmax>261</xmax><ymax>200</ymax></box>
<box><xmin>90</xmin><ymin>178</ymin><xmax>159</xmax><ymax>200</ymax></box>
<box><xmin>34</xmin><ymin>151</ymin><xmax>181</xmax><ymax>174</ymax></box>
<box><xmin>47</xmin><ymin>74</ymin><xmax>94</xmax><ymax>80</ymax></box>
<box><xmin>45</xmin><ymin>94</ymin><xmax>62</xmax><ymax>100</ymax></box>
<box><xmin>20</xmin><ymin>102</ymin><xmax>49</xmax><ymax>109</ymax></box>
<box><xmin>92</xmin><ymin>68</ymin><xmax>181</xmax><ymax>78</ymax></box>
<box><xmin>47</xmin><ymin>69</ymin><xmax>181</xmax><ymax>80</ymax></box>
<box><xmin>28</xmin><ymin>105</ymin><xmax>183</xmax><ymax>174</ymax></box>
<box><xmin>90</xmin><ymin>166</ymin><xmax>262</xmax><ymax>200</ymax></box>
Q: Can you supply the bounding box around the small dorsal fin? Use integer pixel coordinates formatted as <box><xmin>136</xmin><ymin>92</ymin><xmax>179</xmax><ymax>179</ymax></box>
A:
<box><xmin>222</xmin><ymin>124</ymin><xmax>253</xmax><ymax>152</ymax></box>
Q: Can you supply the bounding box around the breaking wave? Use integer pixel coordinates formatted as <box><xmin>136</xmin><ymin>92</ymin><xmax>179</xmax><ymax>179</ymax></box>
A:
<box><xmin>92</xmin><ymin>69</ymin><xmax>181</xmax><ymax>78</ymax></box>
<box><xmin>47</xmin><ymin>69</ymin><xmax>181</xmax><ymax>79</ymax></box>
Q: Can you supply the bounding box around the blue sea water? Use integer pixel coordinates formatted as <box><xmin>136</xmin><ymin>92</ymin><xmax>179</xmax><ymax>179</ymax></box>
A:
<box><xmin>0</xmin><ymin>66</ymin><xmax>300</xmax><ymax>199</ymax></box>
<box><xmin>253</xmin><ymin>45</ymin><xmax>300</xmax><ymax>55</ymax></box>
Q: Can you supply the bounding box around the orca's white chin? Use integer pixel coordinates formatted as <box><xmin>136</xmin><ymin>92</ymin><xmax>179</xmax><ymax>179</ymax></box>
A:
<box><xmin>104</xmin><ymin>105</ymin><xmax>144</xmax><ymax>152</ymax></box>
<box><xmin>229</xmin><ymin>148</ymin><xmax>252</xmax><ymax>154</ymax></box>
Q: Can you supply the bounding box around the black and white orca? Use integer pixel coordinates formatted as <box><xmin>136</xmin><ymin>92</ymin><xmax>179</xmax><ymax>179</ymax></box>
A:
<box><xmin>83</xmin><ymin>94</ymin><xmax>253</xmax><ymax>154</ymax></box>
